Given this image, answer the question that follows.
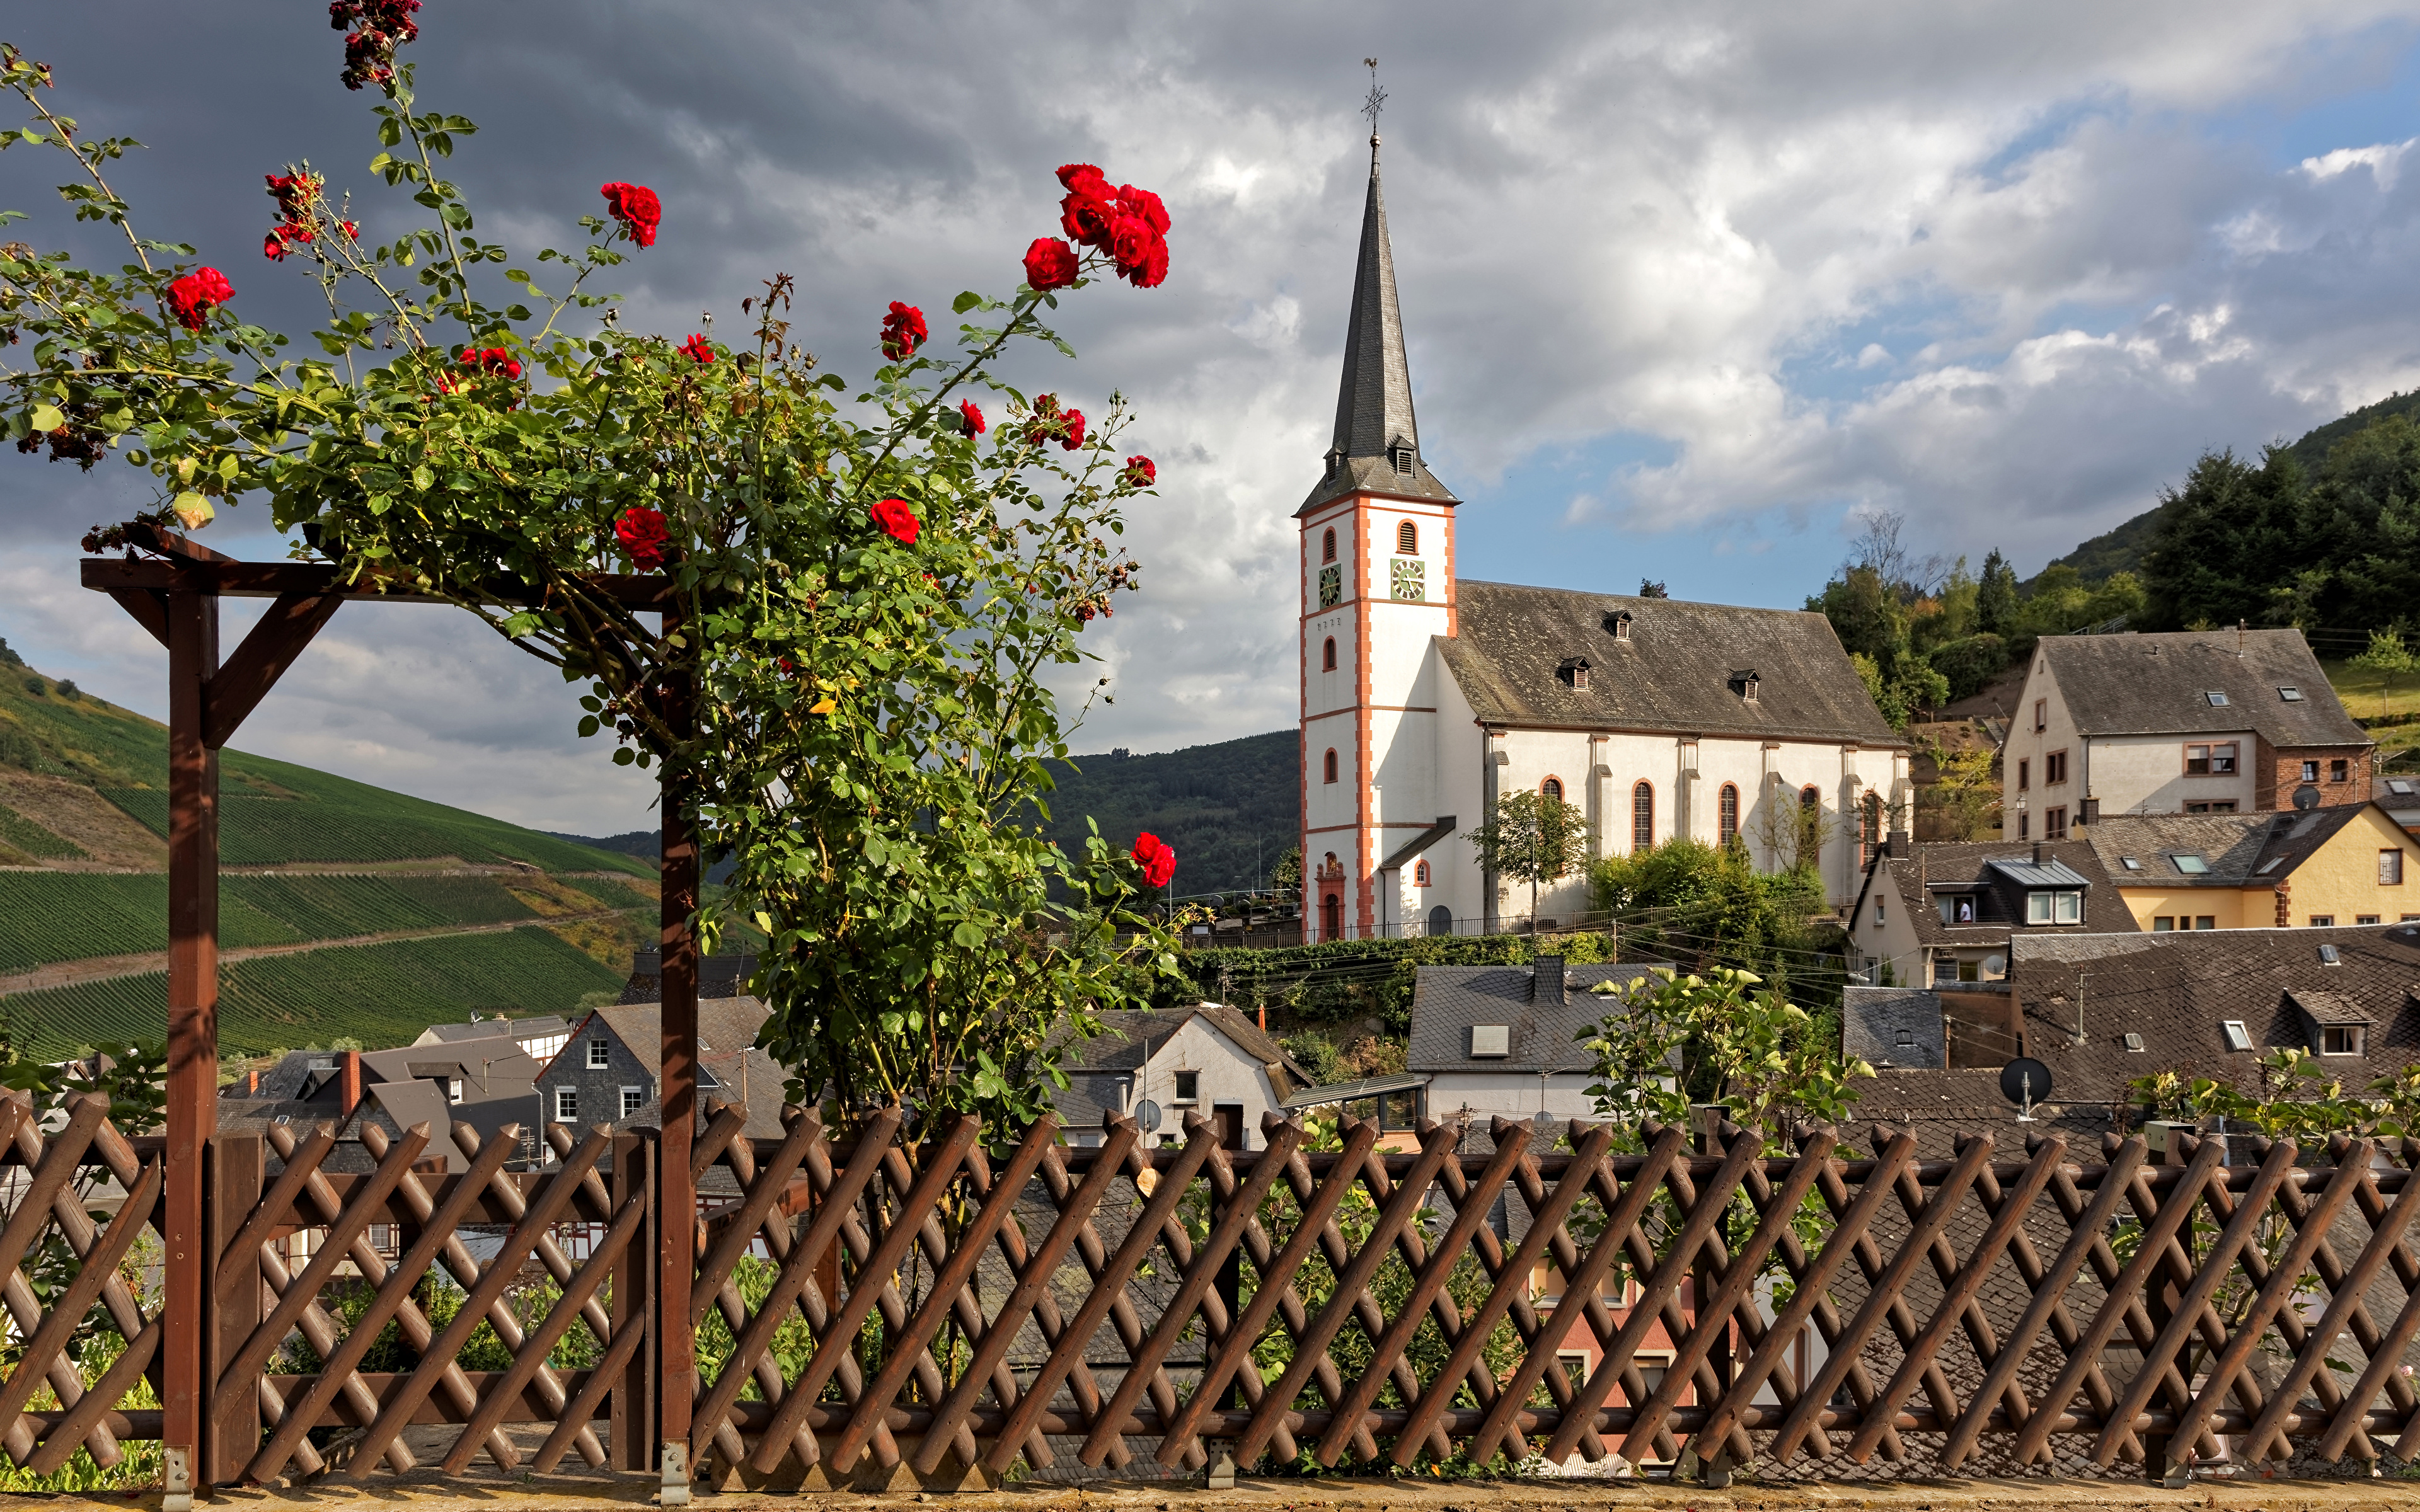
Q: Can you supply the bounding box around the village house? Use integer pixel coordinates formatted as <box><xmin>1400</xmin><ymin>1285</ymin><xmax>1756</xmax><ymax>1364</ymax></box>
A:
<box><xmin>536</xmin><ymin>997</ymin><xmax>786</xmax><ymax>1143</ymax></box>
<box><xmin>2373</xmin><ymin>773</ymin><xmax>2419</xmax><ymax>838</ymax></box>
<box><xmin>1998</xmin><ymin>628</ymin><xmax>2373</xmax><ymax>835</ymax></box>
<box><xmin>219</xmin><ymin>1034</ymin><xmax>540</xmax><ymax>1173</ymax></box>
<box><xmin>1407</xmin><ymin>956</ymin><xmax>1652</xmax><ymax>1130</ymax></box>
<box><xmin>411</xmin><ymin>1012</ymin><xmax>571</xmax><ymax>1065</ymax></box>
<box><xmin>2082</xmin><ymin>803</ymin><xmax>2420</xmax><ymax>932</ymax></box>
<box><xmin>1842</xmin><ymin>836</ymin><xmax>2136</xmax><ymax>1067</ymax></box>
<box><xmin>1296</xmin><ymin>129</ymin><xmax>1908</xmax><ymax>940</ymax></box>
<box><xmin>1054</xmin><ymin>1004</ymin><xmax>1314</xmax><ymax>1150</ymax></box>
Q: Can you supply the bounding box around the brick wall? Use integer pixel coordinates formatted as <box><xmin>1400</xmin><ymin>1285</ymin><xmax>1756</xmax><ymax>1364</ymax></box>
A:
<box><xmin>2269</xmin><ymin>744</ymin><xmax>2373</xmax><ymax>810</ymax></box>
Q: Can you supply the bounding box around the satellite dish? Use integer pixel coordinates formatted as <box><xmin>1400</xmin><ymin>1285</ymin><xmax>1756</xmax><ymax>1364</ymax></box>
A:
<box><xmin>1983</xmin><ymin>954</ymin><xmax>2007</xmax><ymax>977</ymax></box>
<box><xmin>1136</xmin><ymin>1099</ymin><xmax>1163</xmax><ymax>1133</ymax></box>
<box><xmin>2000</xmin><ymin>1057</ymin><xmax>2053</xmax><ymax>1108</ymax></box>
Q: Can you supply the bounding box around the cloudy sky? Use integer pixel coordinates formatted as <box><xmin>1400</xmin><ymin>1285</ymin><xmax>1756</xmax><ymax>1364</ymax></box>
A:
<box><xmin>5</xmin><ymin>3</ymin><xmax>2420</xmax><ymax>835</ymax></box>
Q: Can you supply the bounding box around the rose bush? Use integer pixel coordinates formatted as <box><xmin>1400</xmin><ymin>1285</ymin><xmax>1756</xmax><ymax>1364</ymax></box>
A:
<box><xmin>0</xmin><ymin>28</ymin><xmax>1179</xmax><ymax>1129</ymax></box>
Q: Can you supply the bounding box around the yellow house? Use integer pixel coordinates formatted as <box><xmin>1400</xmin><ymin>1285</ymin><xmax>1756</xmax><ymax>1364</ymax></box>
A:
<box><xmin>2083</xmin><ymin>803</ymin><xmax>2420</xmax><ymax>931</ymax></box>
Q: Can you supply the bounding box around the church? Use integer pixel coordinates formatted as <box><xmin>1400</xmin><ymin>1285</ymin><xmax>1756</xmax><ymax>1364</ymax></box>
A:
<box><xmin>1296</xmin><ymin>127</ymin><xmax>1911</xmax><ymax>941</ymax></box>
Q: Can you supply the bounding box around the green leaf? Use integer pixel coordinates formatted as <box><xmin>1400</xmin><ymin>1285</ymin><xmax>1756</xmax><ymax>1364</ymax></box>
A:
<box><xmin>952</xmin><ymin>291</ymin><xmax>984</xmax><ymax>315</ymax></box>
<box><xmin>25</xmin><ymin>404</ymin><xmax>63</xmax><ymax>432</ymax></box>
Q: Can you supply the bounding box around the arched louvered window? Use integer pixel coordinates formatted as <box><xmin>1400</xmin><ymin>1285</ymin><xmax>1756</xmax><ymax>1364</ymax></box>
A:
<box><xmin>1322</xmin><ymin>527</ymin><xmax>1337</xmax><ymax>563</ymax></box>
<box><xmin>1322</xmin><ymin>636</ymin><xmax>1337</xmax><ymax>672</ymax></box>
<box><xmin>1717</xmin><ymin>783</ymin><xmax>1741</xmax><ymax>847</ymax></box>
<box><xmin>1632</xmin><ymin>781</ymin><xmax>1654</xmax><ymax>853</ymax></box>
<box><xmin>1397</xmin><ymin>520</ymin><xmax>1418</xmax><ymax>554</ymax></box>
<box><xmin>1801</xmin><ymin>784</ymin><xmax>1820</xmax><ymax>811</ymax></box>
<box><xmin>1323</xmin><ymin>748</ymin><xmax>1339</xmax><ymax>784</ymax></box>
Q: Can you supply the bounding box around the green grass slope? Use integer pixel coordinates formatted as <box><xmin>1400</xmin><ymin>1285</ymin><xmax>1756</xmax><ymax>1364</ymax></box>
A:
<box><xmin>0</xmin><ymin>927</ymin><xmax>625</xmax><ymax>1057</ymax></box>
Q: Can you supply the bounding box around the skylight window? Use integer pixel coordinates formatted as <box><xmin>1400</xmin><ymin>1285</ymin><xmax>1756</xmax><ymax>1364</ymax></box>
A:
<box><xmin>2205</xmin><ymin>690</ymin><xmax>2230</xmax><ymax>706</ymax></box>
<box><xmin>2171</xmin><ymin>854</ymin><xmax>2209</xmax><ymax>875</ymax></box>
<box><xmin>2222</xmin><ymin>1020</ymin><xmax>2253</xmax><ymax>1052</ymax></box>
<box><xmin>2319</xmin><ymin>944</ymin><xmax>2342</xmax><ymax>966</ymax></box>
<box><xmin>2390</xmin><ymin>779</ymin><xmax>2416</xmax><ymax>796</ymax></box>
<box><xmin>2278</xmin><ymin>687</ymin><xmax>2303</xmax><ymax>701</ymax></box>
<box><xmin>2120</xmin><ymin>856</ymin><xmax>2142</xmax><ymax>871</ymax></box>
<box><xmin>2257</xmin><ymin>858</ymin><xmax>2283</xmax><ymax>874</ymax></box>
<box><xmin>2121</xmin><ymin>1033</ymin><xmax>2145</xmax><ymax>1051</ymax></box>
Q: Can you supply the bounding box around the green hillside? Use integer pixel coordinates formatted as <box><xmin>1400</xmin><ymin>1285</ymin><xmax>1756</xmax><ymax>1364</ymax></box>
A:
<box><xmin>0</xmin><ymin>927</ymin><xmax>625</xmax><ymax>1058</ymax></box>
<box><xmin>0</xmin><ymin>649</ymin><xmax>656</xmax><ymax>1052</ymax></box>
<box><xmin>1027</xmin><ymin>730</ymin><xmax>1298</xmax><ymax>897</ymax></box>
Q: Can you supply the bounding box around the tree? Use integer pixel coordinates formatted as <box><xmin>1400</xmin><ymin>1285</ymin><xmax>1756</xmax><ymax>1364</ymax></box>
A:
<box><xmin>1587</xmin><ymin>838</ymin><xmax>1834</xmax><ymax>1000</ymax></box>
<box><xmin>1976</xmin><ymin>549</ymin><xmax>2019</xmax><ymax>638</ymax></box>
<box><xmin>0</xmin><ymin>35</ymin><xmax>1182</xmax><ymax>1130</ymax></box>
<box><xmin>1270</xmin><ymin>845</ymin><xmax>1302</xmax><ymax>891</ymax></box>
<box><xmin>1922</xmin><ymin>737</ymin><xmax>2001</xmax><ymax>841</ymax></box>
<box><xmin>2349</xmin><ymin>627</ymin><xmax>2416</xmax><ymax>719</ymax></box>
<box><xmin>1465</xmin><ymin>788</ymin><xmax>1586</xmax><ymax>935</ymax></box>
<box><xmin>2138</xmin><ymin>447</ymin><xmax>2310</xmax><ymax>631</ymax></box>
<box><xmin>1577</xmin><ymin>966</ymin><xmax>1872</xmax><ymax>1143</ymax></box>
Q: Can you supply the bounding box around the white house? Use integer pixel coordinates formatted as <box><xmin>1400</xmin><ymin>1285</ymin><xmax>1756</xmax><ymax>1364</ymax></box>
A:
<box><xmin>1055</xmin><ymin>1005</ymin><xmax>1314</xmax><ymax>1150</ymax></box>
<box><xmin>2000</xmin><ymin>629</ymin><xmax>2373</xmax><ymax>837</ymax></box>
<box><xmin>1407</xmin><ymin>957</ymin><xmax>1653</xmax><ymax>1130</ymax></box>
<box><xmin>1297</xmin><ymin>130</ymin><xmax>1909</xmax><ymax>938</ymax></box>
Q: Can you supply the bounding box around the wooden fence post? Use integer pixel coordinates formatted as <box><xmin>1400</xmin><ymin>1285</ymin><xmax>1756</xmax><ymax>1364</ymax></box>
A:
<box><xmin>1690</xmin><ymin>1106</ymin><xmax>1732</xmax><ymax>1487</ymax></box>
<box><xmin>659</xmin><ymin>616</ymin><xmax>698</xmax><ymax>1503</ymax></box>
<box><xmin>203</xmin><ymin>1133</ymin><xmax>262</xmax><ymax>1486</ymax></box>
<box><xmin>610</xmin><ymin>1131</ymin><xmax>654</xmax><ymax>1471</ymax></box>
<box><xmin>161</xmin><ymin>584</ymin><xmax>219</xmax><ymax>1511</ymax></box>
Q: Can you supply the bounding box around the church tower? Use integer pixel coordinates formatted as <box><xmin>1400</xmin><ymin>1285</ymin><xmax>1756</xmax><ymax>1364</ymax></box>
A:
<box><xmin>1299</xmin><ymin>110</ymin><xmax>1458</xmax><ymax>942</ymax></box>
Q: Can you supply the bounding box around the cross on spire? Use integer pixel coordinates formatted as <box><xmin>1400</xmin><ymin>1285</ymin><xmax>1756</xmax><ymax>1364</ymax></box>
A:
<box><xmin>1362</xmin><ymin>58</ymin><xmax>1385</xmax><ymax>144</ymax></box>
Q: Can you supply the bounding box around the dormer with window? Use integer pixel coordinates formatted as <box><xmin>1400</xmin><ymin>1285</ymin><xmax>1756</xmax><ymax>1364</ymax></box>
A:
<box><xmin>1557</xmin><ymin>656</ymin><xmax>1591</xmax><ymax>691</ymax></box>
<box><xmin>2025</xmin><ymin>888</ymin><xmax>2083</xmax><ymax>924</ymax></box>
<box><xmin>1389</xmin><ymin>437</ymin><xmax>1416</xmax><ymax>476</ymax></box>
<box><xmin>1605</xmin><ymin>610</ymin><xmax>1634</xmax><ymax>643</ymax></box>
<box><xmin>1729</xmin><ymin>669</ymin><xmax>1760</xmax><ymax>704</ymax></box>
<box><xmin>2290</xmin><ymin>987</ymin><xmax>2369</xmax><ymax>1057</ymax></box>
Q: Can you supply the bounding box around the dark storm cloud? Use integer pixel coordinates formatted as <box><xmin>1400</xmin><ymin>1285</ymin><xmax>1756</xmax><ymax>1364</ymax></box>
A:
<box><xmin>5</xmin><ymin>3</ymin><xmax>2420</xmax><ymax>830</ymax></box>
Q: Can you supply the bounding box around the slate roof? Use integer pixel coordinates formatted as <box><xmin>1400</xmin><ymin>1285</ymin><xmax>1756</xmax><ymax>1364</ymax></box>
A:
<box><xmin>1841</xmin><ymin>987</ymin><xmax>1949</xmax><ymax>1070</ymax></box>
<box><xmin>1063</xmin><ymin>1005</ymin><xmax>1315</xmax><ymax>1094</ymax></box>
<box><xmin>2001</xmin><ymin>920</ymin><xmax>2420</xmax><ymax>1107</ymax></box>
<box><xmin>1408</xmin><ymin>961</ymin><xmax>1657</xmax><ymax>1073</ymax></box>
<box><xmin>2371</xmin><ymin>775</ymin><xmax>2419</xmax><ymax>831</ymax></box>
<box><xmin>1847</xmin><ymin>840</ymin><xmax>2135</xmax><ymax>944</ymax></box>
<box><xmin>2039</xmin><ymin>629</ymin><xmax>2369</xmax><ymax>746</ymax></box>
<box><xmin>415</xmin><ymin>1016</ymin><xmax>568</xmax><ymax>1047</ymax></box>
<box><xmin>2083</xmin><ymin>806</ymin><xmax>2383</xmax><ymax>887</ymax></box>
<box><xmin>1297</xmin><ymin>142</ymin><xmax>1457</xmax><ymax>516</ymax></box>
<box><xmin>1437</xmin><ymin>583</ymin><xmax>1903</xmax><ymax>744</ymax></box>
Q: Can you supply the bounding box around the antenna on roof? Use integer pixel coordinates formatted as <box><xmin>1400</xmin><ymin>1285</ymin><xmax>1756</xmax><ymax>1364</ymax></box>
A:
<box><xmin>1362</xmin><ymin>59</ymin><xmax>1385</xmax><ymax>154</ymax></box>
<box><xmin>2073</xmin><ymin>965</ymin><xmax>2087</xmax><ymax>1046</ymax></box>
<box><xmin>2237</xmin><ymin>619</ymin><xmax>2245</xmax><ymax>656</ymax></box>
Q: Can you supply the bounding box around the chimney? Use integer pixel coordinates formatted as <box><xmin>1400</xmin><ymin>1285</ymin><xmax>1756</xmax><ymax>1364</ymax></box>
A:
<box><xmin>1885</xmin><ymin>829</ymin><xmax>1910</xmax><ymax>860</ymax></box>
<box><xmin>2032</xmin><ymin>841</ymin><xmax>2049</xmax><ymax>864</ymax></box>
<box><xmin>1535</xmin><ymin>954</ymin><xmax>1565</xmax><ymax>1005</ymax></box>
<box><xmin>342</xmin><ymin>1050</ymin><xmax>361</xmax><ymax>1120</ymax></box>
<box><xmin>245</xmin><ymin>1068</ymin><xmax>258</xmax><ymax>1096</ymax></box>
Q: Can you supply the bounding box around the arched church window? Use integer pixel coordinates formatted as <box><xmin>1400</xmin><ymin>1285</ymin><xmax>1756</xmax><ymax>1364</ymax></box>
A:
<box><xmin>1801</xmin><ymin>784</ymin><xmax>1820</xmax><ymax>811</ymax></box>
<box><xmin>1718</xmin><ymin>782</ymin><xmax>1741</xmax><ymax>847</ymax></box>
<box><xmin>1414</xmin><ymin>859</ymin><xmax>1431</xmax><ymax>886</ymax></box>
<box><xmin>1541</xmin><ymin>777</ymin><xmax>1564</xmax><ymax>803</ymax></box>
<box><xmin>1632</xmin><ymin>781</ymin><xmax>1654</xmax><ymax>852</ymax></box>
<box><xmin>1323</xmin><ymin>748</ymin><xmax>1339</xmax><ymax>784</ymax></box>
<box><xmin>1322</xmin><ymin>636</ymin><xmax>1337</xmax><ymax>672</ymax></box>
<box><xmin>1862</xmin><ymin>791</ymin><xmax>1882</xmax><ymax>868</ymax></box>
<box><xmin>1397</xmin><ymin>520</ymin><xmax>1418</xmax><ymax>554</ymax></box>
<box><xmin>1322</xmin><ymin>527</ymin><xmax>1337</xmax><ymax>564</ymax></box>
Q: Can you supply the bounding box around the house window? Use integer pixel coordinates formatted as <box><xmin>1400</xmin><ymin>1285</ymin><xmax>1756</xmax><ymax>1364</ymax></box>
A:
<box><xmin>1414</xmin><ymin>859</ymin><xmax>1431</xmax><ymax>886</ymax></box>
<box><xmin>1323</xmin><ymin>748</ymin><xmax>1338</xmax><ymax>783</ymax></box>
<box><xmin>1542</xmin><ymin>777</ymin><xmax>1564</xmax><ymax>803</ymax></box>
<box><xmin>1937</xmin><ymin>895</ymin><xmax>1976</xmax><ymax>924</ymax></box>
<box><xmin>587</xmin><ymin>1038</ymin><xmax>609</xmax><ymax>1068</ymax></box>
<box><xmin>2017</xmin><ymin>759</ymin><xmax>2030</xmax><ymax>791</ymax></box>
<box><xmin>1801</xmin><ymin>785</ymin><xmax>1819</xmax><ymax>813</ymax></box>
<box><xmin>2332</xmin><ymin>759</ymin><xmax>2350</xmax><ymax>782</ymax></box>
<box><xmin>2310</xmin><ymin>915</ymin><xmax>2336</xmax><ymax>927</ymax></box>
<box><xmin>1390</xmin><ymin>557</ymin><xmax>1425</xmax><ymax>601</ymax></box>
<box><xmin>2044</xmin><ymin>805</ymin><xmax>2067</xmax><ymax>840</ymax></box>
<box><xmin>2184</xmin><ymin>801</ymin><xmax>2238</xmax><ymax>813</ymax></box>
<box><xmin>2222</xmin><ymin>1020</ymin><xmax>2253</xmax><ymax>1051</ymax></box>
<box><xmin>2384</xmin><ymin>850</ymin><xmax>2406</xmax><ymax>886</ymax></box>
<box><xmin>1717</xmin><ymin>783</ymin><xmax>1739</xmax><ymax>847</ymax></box>
<box><xmin>2153</xmin><ymin>917</ymin><xmax>2174</xmax><ymax>931</ymax></box>
<box><xmin>2034</xmin><ymin>699</ymin><xmax>2047</xmax><ymax>733</ymax></box>
<box><xmin>1632</xmin><ymin>781</ymin><xmax>1654</xmax><ymax>852</ymax></box>
<box><xmin>1322</xmin><ymin>527</ymin><xmax>1336</xmax><ymax>563</ymax></box>
<box><xmin>2320</xmin><ymin>1024</ymin><xmax>2362</xmax><ymax>1056</ymax></box>
<box><xmin>2301</xmin><ymin>760</ymin><xmax>2320</xmax><ymax>783</ymax></box>
<box><xmin>2017</xmin><ymin>811</ymin><xmax>2029</xmax><ymax>839</ymax></box>
<box><xmin>1557</xmin><ymin>1351</ymin><xmax>1591</xmax><ymax>1389</ymax></box>
<box><xmin>1322</xmin><ymin>636</ymin><xmax>1337</xmax><ymax>672</ymax></box>
<box><xmin>1610</xmin><ymin>612</ymin><xmax>1632</xmax><ymax>642</ymax></box>
<box><xmin>620</xmin><ymin>1086</ymin><xmax>644</xmax><ymax>1118</ymax></box>
<box><xmin>2184</xmin><ymin>742</ymin><xmax>2238</xmax><ymax>775</ymax></box>
<box><xmin>2044</xmin><ymin>750</ymin><xmax>2068</xmax><ymax>786</ymax></box>
<box><xmin>1172</xmin><ymin>1071</ymin><xmax>1199</xmax><ymax>1104</ymax></box>
<box><xmin>2025</xmin><ymin>890</ymin><xmax>2083</xmax><ymax>924</ymax></box>
<box><xmin>1397</xmin><ymin>520</ymin><xmax>1418</xmax><ymax>554</ymax></box>
<box><xmin>2358</xmin><ymin>914</ymin><xmax>2381</xmax><ymax>925</ymax></box>
<box><xmin>554</xmin><ymin>1087</ymin><xmax>578</xmax><ymax>1122</ymax></box>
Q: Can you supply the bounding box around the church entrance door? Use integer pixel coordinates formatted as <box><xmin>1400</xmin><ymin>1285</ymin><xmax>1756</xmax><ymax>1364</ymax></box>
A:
<box><xmin>1426</xmin><ymin>904</ymin><xmax>1453</xmax><ymax>937</ymax></box>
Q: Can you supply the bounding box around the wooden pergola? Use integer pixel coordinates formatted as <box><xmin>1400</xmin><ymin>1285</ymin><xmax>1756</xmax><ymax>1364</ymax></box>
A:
<box><xmin>81</xmin><ymin>524</ymin><xmax>705</xmax><ymax>1494</ymax></box>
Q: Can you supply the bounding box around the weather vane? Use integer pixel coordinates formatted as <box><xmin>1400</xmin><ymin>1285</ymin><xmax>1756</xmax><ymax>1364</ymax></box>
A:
<box><xmin>1362</xmin><ymin>58</ymin><xmax>1385</xmax><ymax>140</ymax></box>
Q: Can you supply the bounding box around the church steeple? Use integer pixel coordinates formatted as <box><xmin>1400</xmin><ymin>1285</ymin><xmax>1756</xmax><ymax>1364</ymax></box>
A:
<box><xmin>1299</xmin><ymin>78</ymin><xmax>1457</xmax><ymax>515</ymax></box>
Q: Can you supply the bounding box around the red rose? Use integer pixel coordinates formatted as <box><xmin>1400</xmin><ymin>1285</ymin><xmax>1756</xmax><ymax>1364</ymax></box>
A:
<box><xmin>340</xmin><ymin>219</ymin><xmax>359</xmax><ymax>239</ymax></box>
<box><xmin>1115</xmin><ymin>185</ymin><xmax>1171</xmax><ymax>236</ymax></box>
<box><xmin>870</xmin><ymin>497</ymin><xmax>919</xmax><ymax>544</ymax></box>
<box><xmin>679</xmin><ymin>333</ymin><xmax>713</xmax><ymax>364</ymax></box>
<box><xmin>164</xmin><ymin>268</ymin><xmax>233</xmax><ymax>332</ymax></box>
<box><xmin>1060</xmin><ymin>188</ymin><xmax>1117</xmax><ymax>249</ymax></box>
<box><xmin>1123</xmin><ymin>455</ymin><xmax>1155</xmax><ymax>487</ymax></box>
<box><xmin>1122</xmin><ymin>231</ymin><xmax>1169</xmax><ymax>290</ymax></box>
<box><xmin>600</xmin><ymin>182</ymin><xmax>660</xmax><ymax>248</ymax></box>
<box><xmin>1025</xmin><ymin>393</ymin><xmax>1060</xmax><ymax>447</ymax></box>
<box><xmin>1131</xmin><ymin>832</ymin><xmax>1176</xmax><ymax>889</ymax></box>
<box><xmin>1060</xmin><ymin>408</ymin><xmax>1086</xmax><ymax>451</ymax></box>
<box><xmin>879</xmin><ymin>301</ymin><xmax>928</xmax><ymax>361</ymax></box>
<box><xmin>263</xmin><ymin>231</ymin><xmax>292</xmax><ymax>262</ymax></box>
<box><xmin>1056</xmin><ymin>163</ymin><xmax>1110</xmax><ymax>195</ymax></box>
<box><xmin>614</xmin><ymin>505</ymin><xmax>670</xmax><ymax>571</ymax></box>
<box><xmin>958</xmin><ymin>399</ymin><xmax>986</xmax><ymax>435</ymax></box>
<box><xmin>1023</xmin><ymin>236</ymin><xmax>1080</xmax><ymax>291</ymax></box>
<box><xmin>1108</xmin><ymin>214</ymin><xmax>1158</xmax><ymax>275</ymax></box>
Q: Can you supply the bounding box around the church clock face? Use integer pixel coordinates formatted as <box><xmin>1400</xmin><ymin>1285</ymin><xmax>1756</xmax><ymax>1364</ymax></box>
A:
<box><xmin>1318</xmin><ymin>564</ymin><xmax>1342</xmax><ymax>608</ymax></box>
<box><xmin>1390</xmin><ymin>558</ymin><xmax>1425</xmax><ymax>602</ymax></box>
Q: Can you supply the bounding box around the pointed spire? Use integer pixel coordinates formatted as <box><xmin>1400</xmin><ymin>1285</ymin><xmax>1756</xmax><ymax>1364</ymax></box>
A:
<box><xmin>1300</xmin><ymin>81</ymin><xmax>1455</xmax><ymax>516</ymax></box>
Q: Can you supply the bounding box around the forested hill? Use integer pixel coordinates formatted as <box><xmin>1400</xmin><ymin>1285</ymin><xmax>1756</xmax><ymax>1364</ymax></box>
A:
<box><xmin>1028</xmin><ymin>730</ymin><xmax>1298</xmax><ymax>898</ymax></box>
<box><xmin>2031</xmin><ymin>387</ymin><xmax>2420</xmax><ymax>592</ymax></box>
